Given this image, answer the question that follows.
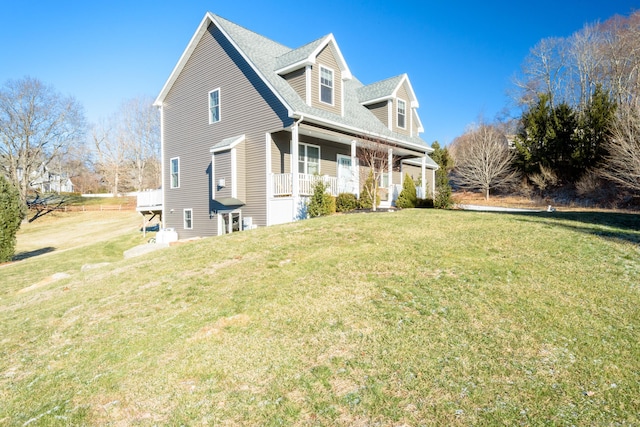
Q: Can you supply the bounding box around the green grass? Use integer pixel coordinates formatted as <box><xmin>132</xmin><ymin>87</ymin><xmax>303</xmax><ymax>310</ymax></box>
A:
<box><xmin>1</xmin><ymin>209</ymin><xmax>639</xmax><ymax>425</ymax></box>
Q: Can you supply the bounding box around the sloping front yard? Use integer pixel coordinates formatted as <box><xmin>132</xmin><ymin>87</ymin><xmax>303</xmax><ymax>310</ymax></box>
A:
<box><xmin>1</xmin><ymin>209</ymin><xmax>639</xmax><ymax>425</ymax></box>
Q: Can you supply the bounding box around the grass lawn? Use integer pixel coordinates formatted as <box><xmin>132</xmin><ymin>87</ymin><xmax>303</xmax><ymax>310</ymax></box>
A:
<box><xmin>1</xmin><ymin>209</ymin><xmax>638</xmax><ymax>425</ymax></box>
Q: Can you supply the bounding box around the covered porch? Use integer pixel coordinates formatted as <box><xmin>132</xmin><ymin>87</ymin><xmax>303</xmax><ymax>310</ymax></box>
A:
<box><xmin>266</xmin><ymin>123</ymin><xmax>436</xmax><ymax>224</ymax></box>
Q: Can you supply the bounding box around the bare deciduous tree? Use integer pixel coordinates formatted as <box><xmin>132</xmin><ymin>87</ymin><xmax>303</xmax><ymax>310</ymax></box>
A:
<box><xmin>601</xmin><ymin>103</ymin><xmax>640</xmax><ymax>191</ymax></box>
<box><xmin>93</xmin><ymin>118</ymin><xmax>128</xmax><ymax>195</ymax></box>
<box><xmin>92</xmin><ymin>96</ymin><xmax>160</xmax><ymax>195</ymax></box>
<box><xmin>0</xmin><ymin>76</ymin><xmax>86</xmax><ymax>203</ymax></box>
<box><xmin>451</xmin><ymin>123</ymin><xmax>519</xmax><ymax>200</ymax></box>
<box><xmin>514</xmin><ymin>37</ymin><xmax>568</xmax><ymax>108</ymax></box>
<box><xmin>120</xmin><ymin>96</ymin><xmax>160</xmax><ymax>191</ymax></box>
<box><xmin>356</xmin><ymin>135</ymin><xmax>393</xmax><ymax>211</ymax></box>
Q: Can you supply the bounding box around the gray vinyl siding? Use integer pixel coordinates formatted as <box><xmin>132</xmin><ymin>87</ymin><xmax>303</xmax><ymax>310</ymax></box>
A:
<box><xmin>214</xmin><ymin>150</ymin><xmax>232</xmax><ymax>199</ymax></box>
<box><xmin>299</xmin><ymin>135</ymin><xmax>349</xmax><ymax>178</ymax></box>
<box><xmin>394</xmin><ymin>85</ymin><xmax>411</xmax><ymax>136</ymax></box>
<box><xmin>162</xmin><ymin>22</ymin><xmax>291</xmax><ymax>238</ymax></box>
<box><xmin>311</xmin><ymin>45</ymin><xmax>342</xmax><ymax>116</ymax></box>
<box><xmin>235</xmin><ymin>142</ymin><xmax>246</xmax><ymax>202</ymax></box>
<box><xmin>283</xmin><ymin>68</ymin><xmax>306</xmax><ymax>103</ymax></box>
<box><xmin>412</xmin><ymin>110</ymin><xmax>421</xmax><ymax>137</ymax></box>
<box><xmin>366</xmin><ymin>101</ymin><xmax>389</xmax><ymax>128</ymax></box>
<box><xmin>403</xmin><ymin>164</ymin><xmax>422</xmax><ymax>183</ymax></box>
<box><xmin>271</xmin><ymin>131</ymin><xmax>291</xmax><ymax>174</ymax></box>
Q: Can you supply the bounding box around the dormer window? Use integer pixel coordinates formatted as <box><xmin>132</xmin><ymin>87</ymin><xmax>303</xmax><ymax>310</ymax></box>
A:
<box><xmin>320</xmin><ymin>66</ymin><xmax>334</xmax><ymax>105</ymax></box>
<box><xmin>397</xmin><ymin>99</ymin><xmax>406</xmax><ymax>129</ymax></box>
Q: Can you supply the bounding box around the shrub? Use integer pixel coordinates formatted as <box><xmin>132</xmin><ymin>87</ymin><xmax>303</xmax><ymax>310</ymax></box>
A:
<box><xmin>336</xmin><ymin>193</ymin><xmax>358</xmax><ymax>212</ymax></box>
<box><xmin>416</xmin><ymin>198</ymin><xmax>435</xmax><ymax>208</ymax></box>
<box><xmin>0</xmin><ymin>176</ymin><xmax>26</xmax><ymax>262</ymax></box>
<box><xmin>307</xmin><ymin>180</ymin><xmax>334</xmax><ymax>218</ymax></box>
<box><xmin>396</xmin><ymin>173</ymin><xmax>418</xmax><ymax>209</ymax></box>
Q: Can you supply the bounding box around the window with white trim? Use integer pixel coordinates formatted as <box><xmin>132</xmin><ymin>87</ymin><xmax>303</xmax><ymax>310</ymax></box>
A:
<box><xmin>298</xmin><ymin>143</ymin><xmax>320</xmax><ymax>175</ymax></box>
<box><xmin>184</xmin><ymin>208</ymin><xmax>193</xmax><ymax>229</ymax></box>
<box><xmin>320</xmin><ymin>66</ymin><xmax>334</xmax><ymax>105</ymax></box>
<box><xmin>170</xmin><ymin>157</ymin><xmax>180</xmax><ymax>188</ymax></box>
<box><xmin>209</xmin><ymin>88</ymin><xmax>220</xmax><ymax>123</ymax></box>
<box><xmin>397</xmin><ymin>99</ymin><xmax>406</xmax><ymax>129</ymax></box>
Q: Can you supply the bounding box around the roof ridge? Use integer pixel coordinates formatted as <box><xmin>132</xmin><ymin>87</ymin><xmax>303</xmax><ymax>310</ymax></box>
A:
<box><xmin>209</xmin><ymin>13</ymin><xmax>292</xmax><ymax>51</ymax></box>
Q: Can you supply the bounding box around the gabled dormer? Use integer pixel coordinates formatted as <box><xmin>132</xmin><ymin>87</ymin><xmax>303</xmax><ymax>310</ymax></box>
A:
<box><xmin>357</xmin><ymin>74</ymin><xmax>424</xmax><ymax>137</ymax></box>
<box><xmin>275</xmin><ymin>34</ymin><xmax>352</xmax><ymax>116</ymax></box>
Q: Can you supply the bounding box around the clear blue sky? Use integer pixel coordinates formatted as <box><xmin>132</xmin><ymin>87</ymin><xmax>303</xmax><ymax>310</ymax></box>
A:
<box><xmin>1</xmin><ymin>1</ymin><xmax>637</xmax><ymax>145</ymax></box>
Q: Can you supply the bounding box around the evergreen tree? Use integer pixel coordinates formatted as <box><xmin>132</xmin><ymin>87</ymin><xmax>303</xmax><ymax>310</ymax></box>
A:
<box><xmin>574</xmin><ymin>85</ymin><xmax>616</xmax><ymax>175</ymax></box>
<box><xmin>431</xmin><ymin>141</ymin><xmax>453</xmax><ymax>208</ymax></box>
<box><xmin>396</xmin><ymin>173</ymin><xmax>417</xmax><ymax>208</ymax></box>
<box><xmin>0</xmin><ymin>175</ymin><xmax>26</xmax><ymax>262</ymax></box>
<box><xmin>307</xmin><ymin>180</ymin><xmax>335</xmax><ymax>218</ymax></box>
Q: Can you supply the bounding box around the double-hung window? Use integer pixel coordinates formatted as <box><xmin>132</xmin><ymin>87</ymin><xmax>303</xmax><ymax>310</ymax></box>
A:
<box><xmin>320</xmin><ymin>66</ymin><xmax>334</xmax><ymax>105</ymax></box>
<box><xmin>298</xmin><ymin>143</ymin><xmax>320</xmax><ymax>175</ymax></box>
<box><xmin>170</xmin><ymin>157</ymin><xmax>180</xmax><ymax>188</ymax></box>
<box><xmin>209</xmin><ymin>88</ymin><xmax>220</xmax><ymax>123</ymax></box>
<box><xmin>397</xmin><ymin>99</ymin><xmax>406</xmax><ymax>129</ymax></box>
<box><xmin>184</xmin><ymin>208</ymin><xmax>193</xmax><ymax>230</ymax></box>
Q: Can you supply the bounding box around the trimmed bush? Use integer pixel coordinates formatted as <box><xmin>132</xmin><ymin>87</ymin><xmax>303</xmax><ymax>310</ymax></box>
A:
<box><xmin>336</xmin><ymin>193</ymin><xmax>358</xmax><ymax>212</ymax></box>
<box><xmin>307</xmin><ymin>180</ymin><xmax>335</xmax><ymax>218</ymax></box>
<box><xmin>395</xmin><ymin>173</ymin><xmax>418</xmax><ymax>209</ymax></box>
<box><xmin>0</xmin><ymin>176</ymin><xmax>26</xmax><ymax>262</ymax></box>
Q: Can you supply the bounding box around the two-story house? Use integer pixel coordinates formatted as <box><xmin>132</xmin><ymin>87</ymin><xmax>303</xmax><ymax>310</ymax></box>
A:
<box><xmin>154</xmin><ymin>12</ymin><xmax>438</xmax><ymax>238</ymax></box>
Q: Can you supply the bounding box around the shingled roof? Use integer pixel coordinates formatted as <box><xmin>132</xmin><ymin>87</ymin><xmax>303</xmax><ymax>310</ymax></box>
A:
<box><xmin>155</xmin><ymin>13</ymin><xmax>431</xmax><ymax>153</ymax></box>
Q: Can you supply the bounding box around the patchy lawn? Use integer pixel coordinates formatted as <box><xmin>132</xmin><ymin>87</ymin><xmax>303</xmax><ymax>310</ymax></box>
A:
<box><xmin>1</xmin><ymin>209</ymin><xmax>638</xmax><ymax>425</ymax></box>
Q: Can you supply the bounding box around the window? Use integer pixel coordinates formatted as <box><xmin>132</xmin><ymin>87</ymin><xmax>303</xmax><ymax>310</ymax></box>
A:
<box><xmin>298</xmin><ymin>143</ymin><xmax>320</xmax><ymax>175</ymax></box>
<box><xmin>170</xmin><ymin>157</ymin><xmax>180</xmax><ymax>188</ymax></box>
<box><xmin>397</xmin><ymin>99</ymin><xmax>406</xmax><ymax>129</ymax></box>
<box><xmin>209</xmin><ymin>88</ymin><xmax>220</xmax><ymax>123</ymax></box>
<box><xmin>320</xmin><ymin>66</ymin><xmax>334</xmax><ymax>105</ymax></box>
<box><xmin>184</xmin><ymin>208</ymin><xmax>193</xmax><ymax>229</ymax></box>
<box><xmin>379</xmin><ymin>172</ymin><xmax>389</xmax><ymax>188</ymax></box>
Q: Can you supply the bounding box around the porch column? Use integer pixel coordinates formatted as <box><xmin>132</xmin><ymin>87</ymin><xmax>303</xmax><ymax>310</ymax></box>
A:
<box><xmin>351</xmin><ymin>140</ymin><xmax>358</xmax><ymax>197</ymax></box>
<box><xmin>421</xmin><ymin>156</ymin><xmax>427</xmax><ymax>198</ymax></box>
<box><xmin>291</xmin><ymin>121</ymin><xmax>300</xmax><ymax>219</ymax></box>
<box><xmin>388</xmin><ymin>148</ymin><xmax>393</xmax><ymax>190</ymax></box>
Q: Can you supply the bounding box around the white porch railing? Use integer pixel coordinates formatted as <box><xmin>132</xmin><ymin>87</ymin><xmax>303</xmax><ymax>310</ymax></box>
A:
<box><xmin>136</xmin><ymin>189</ymin><xmax>163</xmax><ymax>210</ymax></box>
<box><xmin>271</xmin><ymin>174</ymin><xmax>425</xmax><ymax>202</ymax></box>
<box><xmin>272</xmin><ymin>173</ymin><xmax>340</xmax><ymax>197</ymax></box>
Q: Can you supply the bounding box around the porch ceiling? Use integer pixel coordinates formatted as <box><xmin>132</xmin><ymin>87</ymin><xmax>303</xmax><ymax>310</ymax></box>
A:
<box><xmin>297</xmin><ymin>123</ymin><xmax>426</xmax><ymax>158</ymax></box>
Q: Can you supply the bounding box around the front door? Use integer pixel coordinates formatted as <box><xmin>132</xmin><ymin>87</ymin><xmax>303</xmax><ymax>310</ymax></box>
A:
<box><xmin>337</xmin><ymin>154</ymin><xmax>357</xmax><ymax>194</ymax></box>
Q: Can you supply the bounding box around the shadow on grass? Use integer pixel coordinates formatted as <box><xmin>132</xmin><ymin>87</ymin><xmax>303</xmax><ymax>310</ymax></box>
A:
<box><xmin>458</xmin><ymin>209</ymin><xmax>640</xmax><ymax>245</ymax></box>
<box><xmin>13</xmin><ymin>247</ymin><xmax>56</xmax><ymax>261</ymax></box>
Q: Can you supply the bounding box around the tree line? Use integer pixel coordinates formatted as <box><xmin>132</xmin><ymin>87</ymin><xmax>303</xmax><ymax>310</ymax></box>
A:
<box><xmin>0</xmin><ymin>76</ymin><xmax>161</xmax><ymax>205</ymax></box>
<box><xmin>450</xmin><ymin>11</ymin><xmax>640</xmax><ymax>201</ymax></box>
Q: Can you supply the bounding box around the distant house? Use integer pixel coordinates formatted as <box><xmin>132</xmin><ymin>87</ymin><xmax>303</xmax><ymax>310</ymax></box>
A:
<box><xmin>154</xmin><ymin>12</ymin><xmax>438</xmax><ymax>239</ymax></box>
<box><xmin>27</xmin><ymin>163</ymin><xmax>74</xmax><ymax>194</ymax></box>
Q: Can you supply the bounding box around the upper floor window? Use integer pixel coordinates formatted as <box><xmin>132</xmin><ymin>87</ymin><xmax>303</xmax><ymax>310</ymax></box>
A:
<box><xmin>397</xmin><ymin>99</ymin><xmax>406</xmax><ymax>129</ymax></box>
<box><xmin>299</xmin><ymin>143</ymin><xmax>320</xmax><ymax>175</ymax></box>
<box><xmin>209</xmin><ymin>88</ymin><xmax>220</xmax><ymax>123</ymax></box>
<box><xmin>170</xmin><ymin>157</ymin><xmax>180</xmax><ymax>188</ymax></box>
<box><xmin>320</xmin><ymin>66</ymin><xmax>334</xmax><ymax>105</ymax></box>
